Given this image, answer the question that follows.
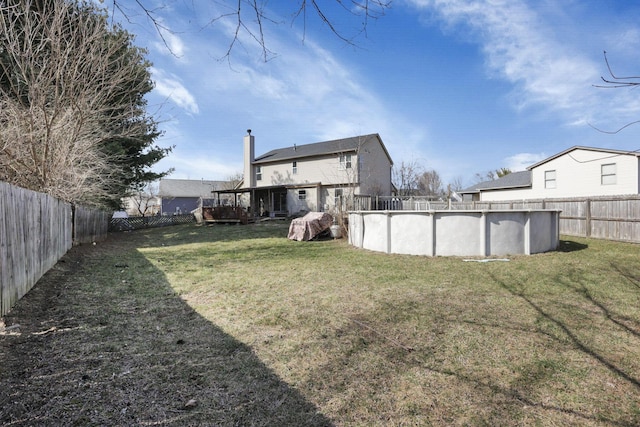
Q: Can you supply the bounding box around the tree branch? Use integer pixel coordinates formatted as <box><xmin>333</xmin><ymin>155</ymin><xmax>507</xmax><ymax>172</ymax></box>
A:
<box><xmin>594</xmin><ymin>50</ymin><xmax>640</xmax><ymax>88</ymax></box>
<box><xmin>110</xmin><ymin>0</ymin><xmax>391</xmax><ymax>62</ymax></box>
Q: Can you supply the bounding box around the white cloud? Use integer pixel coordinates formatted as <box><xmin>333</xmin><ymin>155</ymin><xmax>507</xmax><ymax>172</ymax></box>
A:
<box><xmin>156</xmin><ymin>154</ymin><xmax>241</xmax><ymax>181</ymax></box>
<box><xmin>405</xmin><ymin>0</ymin><xmax>640</xmax><ymax>127</ymax></box>
<box><xmin>504</xmin><ymin>152</ymin><xmax>547</xmax><ymax>171</ymax></box>
<box><xmin>154</xmin><ymin>27</ymin><xmax>187</xmax><ymax>58</ymax></box>
<box><xmin>182</xmin><ymin>23</ymin><xmax>427</xmax><ymax>160</ymax></box>
<box><xmin>151</xmin><ymin>67</ymin><xmax>199</xmax><ymax>114</ymax></box>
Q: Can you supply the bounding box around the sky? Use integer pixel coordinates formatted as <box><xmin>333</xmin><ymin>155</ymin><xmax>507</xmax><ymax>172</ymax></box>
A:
<box><xmin>108</xmin><ymin>0</ymin><xmax>640</xmax><ymax>188</ymax></box>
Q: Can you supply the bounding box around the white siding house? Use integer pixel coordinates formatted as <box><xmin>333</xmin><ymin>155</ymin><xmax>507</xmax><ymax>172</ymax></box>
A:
<box><xmin>233</xmin><ymin>131</ymin><xmax>393</xmax><ymax>217</ymax></box>
<box><xmin>461</xmin><ymin>146</ymin><xmax>640</xmax><ymax>201</ymax></box>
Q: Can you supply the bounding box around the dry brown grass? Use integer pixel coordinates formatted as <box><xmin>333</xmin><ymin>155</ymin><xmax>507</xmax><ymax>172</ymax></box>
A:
<box><xmin>2</xmin><ymin>223</ymin><xmax>640</xmax><ymax>426</ymax></box>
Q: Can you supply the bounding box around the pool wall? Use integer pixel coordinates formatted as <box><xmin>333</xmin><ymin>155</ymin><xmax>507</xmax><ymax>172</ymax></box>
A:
<box><xmin>348</xmin><ymin>210</ymin><xmax>561</xmax><ymax>256</ymax></box>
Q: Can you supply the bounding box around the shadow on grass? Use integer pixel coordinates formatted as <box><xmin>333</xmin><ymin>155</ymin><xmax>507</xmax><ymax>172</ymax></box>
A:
<box><xmin>494</xmin><ymin>272</ymin><xmax>640</xmax><ymax>389</ymax></box>
<box><xmin>474</xmin><ymin>270</ymin><xmax>640</xmax><ymax>426</ymax></box>
<box><xmin>568</xmin><ymin>275</ymin><xmax>640</xmax><ymax>340</ymax></box>
<box><xmin>557</xmin><ymin>240</ymin><xmax>589</xmax><ymax>253</ymax></box>
<box><xmin>611</xmin><ymin>263</ymin><xmax>640</xmax><ymax>292</ymax></box>
<box><xmin>357</xmin><ymin>272</ymin><xmax>640</xmax><ymax>426</ymax></box>
<box><xmin>0</xmin><ymin>231</ymin><xmax>333</xmax><ymax>426</ymax></box>
<box><xmin>325</xmin><ymin>301</ymin><xmax>638</xmax><ymax>426</ymax></box>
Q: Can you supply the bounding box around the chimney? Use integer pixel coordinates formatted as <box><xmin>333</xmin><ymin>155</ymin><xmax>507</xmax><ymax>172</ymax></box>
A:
<box><xmin>243</xmin><ymin>129</ymin><xmax>255</xmax><ymax>188</ymax></box>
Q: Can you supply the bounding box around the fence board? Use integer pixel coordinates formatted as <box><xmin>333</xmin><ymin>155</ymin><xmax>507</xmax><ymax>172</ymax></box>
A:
<box><xmin>472</xmin><ymin>196</ymin><xmax>640</xmax><ymax>243</ymax></box>
<box><xmin>73</xmin><ymin>205</ymin><xmax>109</xmax><ymax>245</ymax></box>
<box><xmin>0</xmin><ymin>183</ymin><xmax>73</xmax><ymax>316</ymax></box>
<box><xmin>543</xmin><ymin>198</ymin><xmax>640</xmax><ymax>241</ymax></box>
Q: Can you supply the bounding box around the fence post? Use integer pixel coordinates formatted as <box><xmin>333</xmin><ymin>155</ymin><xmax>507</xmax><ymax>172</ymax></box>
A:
<box><xmin>585</xmin><ymin>199</ymin><xmax>591</xmax><ymax>237</ymax></box>
<box><xmin>71</xmin><ymin>204</ymin><xmax>76</xmax><ymax>244</ymax></box>
<box><xmin>480</xmin><ymin>211</ymin><xmax>487</xmax><ymax>256</ymax></box>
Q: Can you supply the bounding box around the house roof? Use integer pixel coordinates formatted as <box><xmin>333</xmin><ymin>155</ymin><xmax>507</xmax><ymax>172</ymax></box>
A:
<box><xmin>253</xmin><ymin>133</ymin><xmax>393</xmax><ymax>165</ymax></box>
<box><xmin>461</xmin><ymin>170</ymin><xmax>532</xmax><ymax>193</ymax></box>
<box><xmin>527</xmin><ymin>145</ymin><xmax>640</xmax><ymax>170</ymax></box>
<box><xmin>159</xmin><ymin>179</ymin><xmax>231</xmax><ymax>198</ymax></box>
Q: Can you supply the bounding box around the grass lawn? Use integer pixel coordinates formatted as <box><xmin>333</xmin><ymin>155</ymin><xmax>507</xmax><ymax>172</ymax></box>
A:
<box><xmin>2</xmin><ymin>222</ymin><xmax>640</xmax><ymax>426</ymax></box>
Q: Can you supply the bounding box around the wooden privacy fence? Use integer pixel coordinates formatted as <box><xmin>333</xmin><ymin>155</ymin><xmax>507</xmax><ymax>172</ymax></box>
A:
<box><xmin>1</xmin><ymin>182</ymin><xmax>109</xmax><ymax>316</ymax></box>
<box><xmin>448</xmin><ymin>196</ymin><xmax>640</xmax><ymax>243</ymax></box>
<box><xmin>541</xmin><ymin>197</ymin><xmax>640</xmax><ymax>243</ymax></box>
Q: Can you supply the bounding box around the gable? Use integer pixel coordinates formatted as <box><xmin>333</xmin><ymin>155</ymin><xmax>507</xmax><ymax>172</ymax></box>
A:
<box><xmin>528</xmin><ymin>146</ymin><xmax>640</xmax><ymax>170</ymax></box>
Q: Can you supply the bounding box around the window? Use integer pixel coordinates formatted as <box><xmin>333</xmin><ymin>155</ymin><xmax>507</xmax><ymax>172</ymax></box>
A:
<box><xmin>340</xmin><ymin>154</ymin><xmax>352</xmax><ymax>169</ymax></box>
<box><xmin>298</xmin><ymin>190</ymin><xmax>306</xmax><ymax>200</ymax></box>
<box><xmin>292</xmin><ymin>161</ymin><xmax>297</xmax><ymax>175</ymax></box>
<box><xmin>601</xmin><ymin>163</ymin><xmax>616</xmax><ymax>185</ymax></box>
<box><xmin>544</xmin><ymin>170</ymin><xmax>556</xmax><ymax>189</ymax></box>
<box><xmin>256</xmin><ymin>166</ymin><xmax>262</xmax><ymax>181</ymax></box>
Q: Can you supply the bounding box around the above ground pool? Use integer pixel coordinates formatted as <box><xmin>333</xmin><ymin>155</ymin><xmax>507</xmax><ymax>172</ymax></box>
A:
<box><xmin>348</xmin><ymin>209</ymin><xmax>561</xmax><ymax>257</ymax></box>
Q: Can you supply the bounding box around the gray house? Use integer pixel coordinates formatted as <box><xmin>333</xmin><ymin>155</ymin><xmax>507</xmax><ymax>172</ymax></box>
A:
<box><xmin>460</xmin><ymin>171</ymin><xmax>532</xmax><ymax>201</ymax></box>
<box><xmin>158</xmin><ymin>179</ymin><xmax>233</xmax><ymax>215</ymax></box>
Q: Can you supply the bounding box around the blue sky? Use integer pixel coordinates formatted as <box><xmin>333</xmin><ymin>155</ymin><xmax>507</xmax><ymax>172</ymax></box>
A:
<box><xmin>111</xmin><ymin>0</ymin><xmax>640</xmax><ymax>188</ymax></box>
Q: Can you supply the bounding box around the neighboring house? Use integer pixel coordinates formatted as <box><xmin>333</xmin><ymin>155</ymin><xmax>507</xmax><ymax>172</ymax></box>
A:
<box><xmin>460</xmin><ymin>170</ymin><xmax>532</xmax><ymax>201</ymax></box>
<box><xmin>159</xmin><ymin>179</ymin><xmax>234</xmax><ymax>215</ymax></box>
<box><xmin>461</xmin><ymin>146</ymin><xmax>640</xmax><ymax>201</ymax></box>
<box><xmin>231</xmin><ymin>131</ymin><xmax>394</xmax><ymax>217</ymax></box>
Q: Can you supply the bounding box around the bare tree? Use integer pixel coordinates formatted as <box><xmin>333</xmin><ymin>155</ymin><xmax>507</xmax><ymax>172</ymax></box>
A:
<box><xmin>222</xmin><ymin>172</ymin><xmax>244</xmax><ymax>190</ymax></box>
<box><xmin>474</xmin><ymin>170</ymin><xmax>496</xmax><ymax>184</ymax></box>
<box><xmin>392</xmin><ymin>161</ymin><xmax>423</xmax><ymax>196</ymax></box>
<box><xmin>0</xmin><ymin>1</ymin><xmax>160</xmax><ymax>206</ymax></box>
<box><xmin>473</xmin><ymin>168</ymin><xmax>511</xmax><ymax>184</ymax></box>
<box><xmin>417</xmin><ymin>169</ymin><xmax>444</xmax><ymax>197</ymax></box>
<box><xmin>592</xmin><ymin>50</ymin><xmax>640</xmax><ymax>133</ymax></box>
<box><xmin>448</xmin><ymin>176</ymin><xmax>464</xmax><ymax>192</ymax></box>
<box><xmin>110</xmin><ymin>0</ymin><xmax>392</xmax><ymax>61</ymax></box>
<box><xmin>596</xmin><ymin>51</ymin><xmax>640</xmax><ymax>89</ymax></box>
<box><xmin>214</xmin><ymin>172</ymin><xmax>244</xmax><ymax>206</ymax></box>
<box><xmin>332</xmin><ymin>146</ymin><xmax>360</xmax><ymax>213</ymax></box>
<box><xmin>496</xmin><ymin>167</ymin><xmax>512</xmax><ymax>178</ymax></box>
<box><xmin>130</xmin><ymin>182</ymin><xmax>159</xmax><ymax>216</ymax></box>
